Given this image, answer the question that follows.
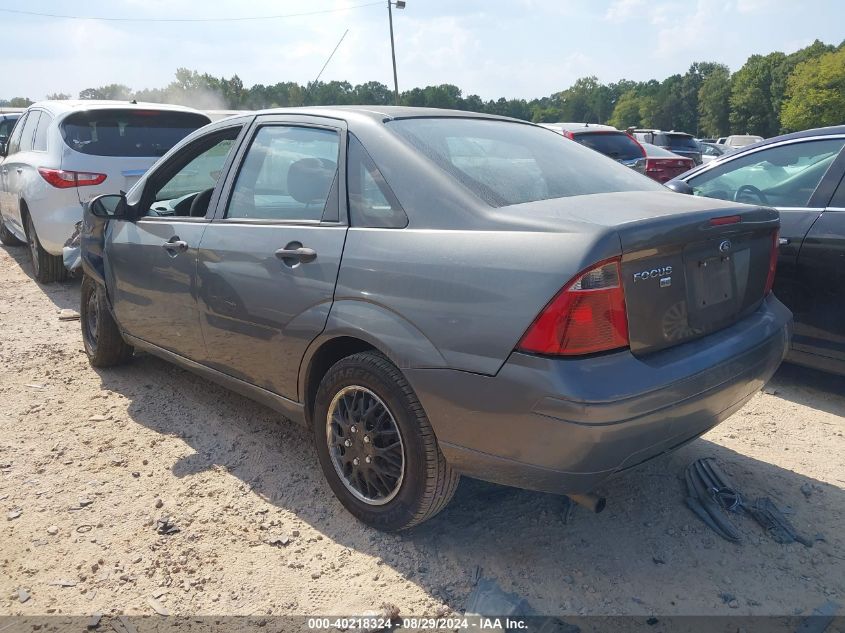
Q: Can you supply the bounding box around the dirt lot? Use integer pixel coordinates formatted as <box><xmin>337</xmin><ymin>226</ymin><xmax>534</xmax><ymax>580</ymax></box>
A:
<box><xmin>1</xmin><ymin>243</ymin><xmax>844</xmax><ymax>623</ymax></box>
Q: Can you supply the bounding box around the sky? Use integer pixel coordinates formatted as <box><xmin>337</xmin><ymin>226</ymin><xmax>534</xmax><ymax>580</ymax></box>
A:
<box><xmin>2</xmin><ymin>0</ymin><xmax>844</xmax><ymax>102</ymax></box>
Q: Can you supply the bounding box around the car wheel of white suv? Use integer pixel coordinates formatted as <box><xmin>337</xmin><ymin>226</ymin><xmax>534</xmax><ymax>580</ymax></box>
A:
<box><xmin>24</xmin><ymin>212</ymin><xmax>67</xmax><ymax>283</ymax></box>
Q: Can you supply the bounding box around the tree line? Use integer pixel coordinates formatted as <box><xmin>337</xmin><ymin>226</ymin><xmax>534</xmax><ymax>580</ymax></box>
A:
<box><xmin>3</xmin><ymin>39</ymin><xmax>843</xmax><ymax>137</ymax></box>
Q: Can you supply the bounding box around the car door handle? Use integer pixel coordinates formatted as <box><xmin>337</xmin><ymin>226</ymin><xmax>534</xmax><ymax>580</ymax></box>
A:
<box><xmin>15</xmin><ymin>168</ymin><xmax>23</xmax><ymax>174</ymax></box>
<box><xmin>1</xmin><ymin>168</ymin><xmax>7</xmax><ymax>175</ymax></box>
<box><xmin>778</xmin><ymin>237</ymin><xmax>790</xmax><ymax>246</ymax></box>
<box><xmin>275</xmin><ymin>246</ymin><xmax>317</xmax><ymax>264</ymax></box>
<box><xmin>162</xmin><ymin>238</ymin><xmax>189</xmax><ymax>255</ymax></box>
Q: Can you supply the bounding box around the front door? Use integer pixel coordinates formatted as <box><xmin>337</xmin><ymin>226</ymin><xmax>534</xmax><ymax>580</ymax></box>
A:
<box><xmin>107</xmin><ymin>126</ymin><xmax>244</xmax><ymax>360</ymax></box>
<box><xmin>197</xmin><ymin>117</ymin><xmax>348</xmax><ymax>400</ymax></box>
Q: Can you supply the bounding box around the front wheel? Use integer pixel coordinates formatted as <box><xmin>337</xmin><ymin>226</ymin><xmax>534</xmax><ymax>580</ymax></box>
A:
<box><xmin>80</xmin><ymin>275</ymin><xmax>134</xmax><ymax>367</ymax></box>
<box><xmin>25</xmin><ymin>213</ymin><xmax>67</xmax><ymax>283</ymax></box>
<box><xmin>313</xmin><ymin>351</ymin><xmax>459</xmax><ymax>531</ymax></box>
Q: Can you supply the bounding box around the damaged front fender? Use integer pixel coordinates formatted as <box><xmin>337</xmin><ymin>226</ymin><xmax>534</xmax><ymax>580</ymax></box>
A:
<box><xmin>80</xmin><ymin>202</ymin><xmax>108</xmax><ymax>285</ymax></box>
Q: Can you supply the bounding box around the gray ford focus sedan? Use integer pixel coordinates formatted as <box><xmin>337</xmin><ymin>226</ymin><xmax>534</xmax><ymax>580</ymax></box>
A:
<box><xmin>80</xmin><ymin>107</ymin><xmax>792</xmax><ymax>530</ymax></box>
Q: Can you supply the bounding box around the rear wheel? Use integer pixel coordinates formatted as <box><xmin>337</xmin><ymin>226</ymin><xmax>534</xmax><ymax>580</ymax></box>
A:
<box><xmin>80</xmin><ymin>275</ymin><xmax>134</xmax><ymax>367</ymax></box>
<box><xmin>312</xmin><ymin>351</ymin><xmax>459</xmax><ymax>531</ymax></box>
<box><xmin>0</xmin><ymin>215</ymin><xmax>24</xmax><ymax>246</ymax></box>
<box><xmin>24</xmin><ymin>212</ymin><xmax>67</xmax><ymax>283</ymax></box>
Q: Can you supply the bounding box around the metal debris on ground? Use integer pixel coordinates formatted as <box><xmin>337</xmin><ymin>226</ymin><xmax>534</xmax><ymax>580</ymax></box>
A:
<box><xmin>684</xmin><ymin>457</ymin><xmax>813</xmax><ymax>546</ymax></box>
<box><xmin>155</xmin><ymin>516</ymin><xmax>180</xmax><ymax>535</ymax></box>
<box><xmin>58</xmin><ymin>309</ymin><xmax>80</xmax><ymax>321</ymax></box>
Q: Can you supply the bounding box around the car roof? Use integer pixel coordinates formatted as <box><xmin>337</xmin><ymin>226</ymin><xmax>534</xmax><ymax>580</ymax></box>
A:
<box><xmin>541</xmin><ymin>122</ymin><xmax>618</xmax><ymax>132</ymax></box>
<box><xmin>242</xmin><ymin>105</ymin><xmax>524</xmax><ymax>124</ymax></box>
<box><xmin>25</xmin><ymin>100</ymin><xmax>210</xmax><ymax>118</ymax></box>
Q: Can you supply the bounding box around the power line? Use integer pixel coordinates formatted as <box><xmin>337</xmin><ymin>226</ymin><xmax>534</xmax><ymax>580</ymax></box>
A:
<box><xmin>0</xmin><ymin>1</ymin><xmax>382</xmax><ymax>23</ymax></box>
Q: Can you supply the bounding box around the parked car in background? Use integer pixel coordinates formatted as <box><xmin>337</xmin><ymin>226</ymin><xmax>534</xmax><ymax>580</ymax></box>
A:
<box><xmin>716</xmin><ymin>137</ymin><xmax>728</xmax><ymax>145</ymax></box>
<box><xmin>700</xmin><ymin>141</ymin><xmax>735</xmax><ymax>164</ymax></box>
<box><xmin>724</xmin><ymin>134</ymin><xmax>764</xmax><ymax>148</ymax></box>
<box><xmin>80</xmin><ymin>107</ymin><xmax>789</xmax><ymax>531</ymax></box>
<box><xmin>541</xmin><ymin>123</ymin><xmax>646</xmax><ymax>174</ymax></box>
<box><xmin>0</xmin><ymin>100</ymin><xmax>211</xmax><ymax>282</ymax></box>
<box><xmin>633</xmin><ymin>129</ymin><xmax>703</xmax><ymax>165</ymax></box>
<box><xmin>0</xmin><ymin>113</ymin><xmax>21</xmax><ymax>154</ymax></box>
<box><xmin>639</xmin><ymin>142</ymin><xmax>695</xmax><ymax>183</ymax></box>
<box><xmin>667</xmin><ymin>125</ymin><xmax>845</xmax><ymax>375</ymax></box>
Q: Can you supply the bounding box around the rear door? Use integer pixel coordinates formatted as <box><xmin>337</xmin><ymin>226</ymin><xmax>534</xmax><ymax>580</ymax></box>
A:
<box><xmin>197</xmin><ymin>115</ymin><xmax>348</xmax><ymax>400</ymax></box>
<box><xmin>107</xmin><ymin>123</ymin><xmax>245</xmax><ymax>361</ymax></box>
<box><xmin>2</xmin><ymin>111</ymin><xmax>38</xmax><ymax>232</ymax></box>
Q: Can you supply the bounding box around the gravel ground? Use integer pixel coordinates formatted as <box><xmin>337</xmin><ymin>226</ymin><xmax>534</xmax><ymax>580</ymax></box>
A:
<box><xmin>1</xmin><ymin>243</ymin><xmax>844</xmax><ymax>623</ymax></box>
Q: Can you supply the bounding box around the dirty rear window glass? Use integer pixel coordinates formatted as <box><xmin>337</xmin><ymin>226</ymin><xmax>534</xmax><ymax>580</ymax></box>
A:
<box><xmin>387</xmin><ymin>118</ymin><xmax>662</xmax><ymax>207</ymax></box>
<box><xmin>60</xmin><ymin>109</ymin><xmax>210</xmax><ymax>157</ymax></box>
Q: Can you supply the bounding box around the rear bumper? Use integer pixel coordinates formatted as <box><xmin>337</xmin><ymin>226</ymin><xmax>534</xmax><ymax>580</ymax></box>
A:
<box><xmin>406</xmin><ymin>295</ymin><xmax>792</xmax><ymax>495</ymax></box>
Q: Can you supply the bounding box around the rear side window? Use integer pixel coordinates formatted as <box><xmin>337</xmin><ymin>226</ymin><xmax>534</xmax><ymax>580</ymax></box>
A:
<box><xmin>33</xmin><ymin>112</ymin><xmax>52</xmax><ymax>151</ymax></box>
<box><xmin>18</xmin><ymin>112</ymin><xmax>39</xmax><ymax>152</ymax></box>
<box><xmin>573</xmin><ymin>132</ymin><xmax>644</xmax><ymax>162</ymax></box>
<box><xmin>347</xmin><ymin>135</ymin><xmax>407</xmax><ymax>228</ymax></box>
<box><xmin>388</xmin><ymin>118</ymin><xmax>661</xmax><ymax>207</ymax></box>
<box><xmin>60</xmin><ymin>109</ymin><xmax>210</xmax><ymax>157</ymax></box>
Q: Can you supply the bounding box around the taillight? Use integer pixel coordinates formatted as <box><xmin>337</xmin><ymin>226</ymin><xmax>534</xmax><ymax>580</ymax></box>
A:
<box><xmin>38</xmin><ymin>168</ymin><xmax>107</xmax><ymax>189</ymax></box>
<box><xmin>518</xmin><ymin>258</ymin><xmax>629</xmax><ymax>356</ymax></box>
<box><xmin>764</xmin><ymin>230</ymin><xmax>779</xmax><ymax>295</ymax></box>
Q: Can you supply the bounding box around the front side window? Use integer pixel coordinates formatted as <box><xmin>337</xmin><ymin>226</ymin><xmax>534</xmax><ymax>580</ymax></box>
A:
<box><xmin>146</xmin><ymin>128</ymin><xmax>241</xmax><ymax>218</ymax></box>
<box><xmin>689</xmin><ymin>138</ymin><xmax>845</xmax><ymax>207</ymax></box>
<box><xmin>61</xmin><ymin>109</ymin><xmax>210</xmax><ymax>157</ymax></box>
<box><xmin>226</xmin><ymin>125</ymin><xmax>340</xmax><ymax>222</ymax></box>
<box><xmin>388</xmin><ymin>118</ymin><xmax>662</xmax><ymax>208</ymax></box>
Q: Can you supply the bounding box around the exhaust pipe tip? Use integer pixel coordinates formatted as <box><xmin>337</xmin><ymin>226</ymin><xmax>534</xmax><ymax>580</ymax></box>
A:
<box><xmin>567</xmin><ymin>493</ymin><xmax>606</xmax><ymax>514</ymax></box>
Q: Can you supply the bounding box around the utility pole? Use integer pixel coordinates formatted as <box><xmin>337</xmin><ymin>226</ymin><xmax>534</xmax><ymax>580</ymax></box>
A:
<box><xmin>387</xmin><ymin>1</ymin><xmax>405</xmax><ymax>105</ymax></box>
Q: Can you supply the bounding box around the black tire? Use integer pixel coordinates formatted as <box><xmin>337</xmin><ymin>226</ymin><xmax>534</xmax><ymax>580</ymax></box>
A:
<box><xmin>24</xmin><ymin>212</ymin><xmax>67</xmax><ymax>283</ymax></box>
<box><xmin>0</xmin><ymin>216</ymin><xmax>24</xmax><ymax>246</ymax></box>
<box><xmin>313</xmin><ymin>351</ymin><xmax>459</xmax><ymax>531</ymax></box>
<box><xmin>80</xmin><ymin>275</ymin><xmax>134</xmax><ymax>367</ymax></box>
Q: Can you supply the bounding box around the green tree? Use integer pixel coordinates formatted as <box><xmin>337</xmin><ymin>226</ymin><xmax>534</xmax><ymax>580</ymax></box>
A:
<box><xmin>607</xmin><ymin>90</ymin><xmax>643</xmax><ymax>129</ymax></box>
<box><xmin>729</xmin><ymin>53</ymin><xmax>785</xmax><ymax>136</ymax></box>
<box><xmin>697</xmin><ymin>64</ymin><xmax>731</xmax><ymax>137</ymax></box>
<box><xmin>79</xmin><ymin>84</ymin><xmax>132</xmax><ymax>100</ymax></box>
<box><xmin>781</xmin><ymin>48</ymin><xmax>845</xmax><ymax>131</ymax></box>
<box><xmin>46</xmin><ymin>92</ymin><xmax>72</xmax><ymax>100</ymax></box>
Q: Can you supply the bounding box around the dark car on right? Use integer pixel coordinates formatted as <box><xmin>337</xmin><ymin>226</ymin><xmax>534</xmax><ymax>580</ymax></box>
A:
<box><xmin>667</xmin><ymin>125</ymin><xmax>845</xmax><ymax>376</ymax></box>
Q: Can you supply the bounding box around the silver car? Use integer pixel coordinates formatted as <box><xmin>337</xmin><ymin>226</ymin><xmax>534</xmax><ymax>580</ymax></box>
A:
<box><xmin>80</xmin><ymin>107</ymin><xmax>791</xmax><ymax>530</ymax></box>
<box><xmin>0</xmin><ymin>100</ymin><xmax>210</xmax><ymax>282</ymax></box>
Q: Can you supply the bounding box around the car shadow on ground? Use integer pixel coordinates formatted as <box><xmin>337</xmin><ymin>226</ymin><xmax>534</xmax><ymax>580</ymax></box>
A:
<box><xmin>768</xmin><ymin>362</ymin><xmax>845</xmax><ymax>418</ymax></box>
<box><xmin>0</xmin><ymin>244</ymin><xmax>81</xmax><ymax>311</ymax></box>
<box><xmin>91</xmin><ymin>352</ymin><xmax>845</xmax><ymax>616</ymax></box>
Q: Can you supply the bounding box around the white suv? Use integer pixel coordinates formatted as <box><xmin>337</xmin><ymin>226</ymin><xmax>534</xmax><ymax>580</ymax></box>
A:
<box><xmin>0</xmin><ymin>101</ymin><xmax>210</xmax><ymax>282</ymax></box>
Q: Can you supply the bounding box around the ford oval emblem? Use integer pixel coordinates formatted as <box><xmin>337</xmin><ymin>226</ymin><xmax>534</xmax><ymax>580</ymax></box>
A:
<box><xmin>719</xmin><ymin>240</ymin><xmax>732</xmax><ymax>253</ymax></box>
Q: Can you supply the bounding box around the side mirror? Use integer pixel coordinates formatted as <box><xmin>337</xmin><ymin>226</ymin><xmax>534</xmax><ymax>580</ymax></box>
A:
<box><xmin>89</xmin><ymin>193</ymin><xmax>129</xmax><ymax>219</ymax></box>
<box><xmin>665</xmin><ymin>179</ymin><xmax>694</xmax><ymax>195</ymax></box>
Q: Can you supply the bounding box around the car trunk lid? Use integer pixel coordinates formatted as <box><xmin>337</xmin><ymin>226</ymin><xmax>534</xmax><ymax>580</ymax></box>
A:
<box><xmin>545</xmin><ymin>191</ymin><xmax>779</xmax><ymax>356</ymax></box>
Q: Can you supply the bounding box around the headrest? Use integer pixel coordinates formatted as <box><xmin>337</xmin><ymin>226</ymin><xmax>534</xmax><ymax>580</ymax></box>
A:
<box><xmin>287</xmin><ymin>158</ymin><xmax>335</xmax><ymax>205</ymax></box>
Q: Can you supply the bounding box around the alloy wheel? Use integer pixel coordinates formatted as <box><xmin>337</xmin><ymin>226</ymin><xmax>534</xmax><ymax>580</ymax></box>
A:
<box><xmin>326</xmin><ymin>385</ymin><xmax>405</xmax><ymax>506</ymax></box>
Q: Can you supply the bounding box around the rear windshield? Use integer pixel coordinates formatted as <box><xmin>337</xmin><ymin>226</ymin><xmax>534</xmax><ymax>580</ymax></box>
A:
<box><xmin>573</xmin><ymin>131</ymin><xmax>644</xmax><ymax>162</ymax></box>
<box><xmin>666</xmin><ymin>134</ymin><xmax>699</xmax><ymax>151</ymax></box>
<box><xmin>387</xmin><ymin>118</ymin><xmax>662</xmax><ymax>207</ymax></box>
<box><xmin>60</xmin><ymin>109</ymin><xmax>210</xmax><ymax>157</ymax></box>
